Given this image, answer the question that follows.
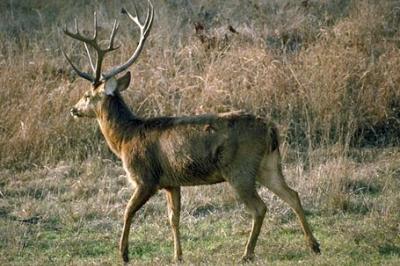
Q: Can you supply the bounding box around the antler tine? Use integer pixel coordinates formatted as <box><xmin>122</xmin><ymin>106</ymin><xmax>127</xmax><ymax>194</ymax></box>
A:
<box><xmin>93</xmin><ymin>12</ymin><xmax>98</xmax><ymax>40</ymax></box>
<box><xmin>64</xmin><ymin>23</ymin><xmax>95</xmax><ymax>44</ymax></box>
<box><xmin>143</xmin><ymin>0</ymin><xmax>154</xmax><ymax>36</ymax></box>
<box><xmin>74</xmin><ymin>18</ymin><xmax>79</xmax><ymax>34</ymax></box>
<box><xmin>102</xmin><ymin>0</ymin><xmax>154</xmax><ymax>80</ymax></box>
<box><xmin>122</xmin><ymin>4</ymin><xmax>142</xmax><ymax>28</ymax></box>
<box><xmin>62</xmin><ymin>49</ymin><xmax>94</xmax><ymax>82</ymax></box>
<box><xmin>82</xmin><ymin>12</ymin><xmax>98</xmax><ymax>74</ymax></box>
<box><xmin>84</xmin><ymin>43</ymin><xmax>96</xmax><ymax>73</ymax></box>
<box><xmin>89</xmin><ymin>19</ymin><xmax>119</xmax><ymax>83</ymax></box>
<box><xmin>108</xmin><ymin>19</ymin><xmax>120</xmax><ymax>50</ymax></box>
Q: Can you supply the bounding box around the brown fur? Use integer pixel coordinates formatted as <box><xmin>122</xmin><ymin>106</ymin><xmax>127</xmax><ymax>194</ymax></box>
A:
<box><xmin>99</xmin><ymin>93</ymin><xmax>277</xmax><ymax>187</ymax></box>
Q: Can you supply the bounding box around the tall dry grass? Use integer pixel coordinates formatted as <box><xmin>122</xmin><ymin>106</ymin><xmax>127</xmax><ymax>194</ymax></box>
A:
<box><xmin>1</xmin><ymin>0</ymin><xmax>400</xmax><ymax>170</ymax></box>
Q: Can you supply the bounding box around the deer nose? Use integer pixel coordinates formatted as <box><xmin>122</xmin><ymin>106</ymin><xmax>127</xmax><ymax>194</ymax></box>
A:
<box><xmin>70</xmin><ymin>107</ymin><xmax>79</xmax><ymax>117</ymax></box>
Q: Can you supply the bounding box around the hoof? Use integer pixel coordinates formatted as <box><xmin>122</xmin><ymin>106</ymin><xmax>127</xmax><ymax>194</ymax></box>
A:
<box><xmin>241</xmin><ymin>254</ymin><xmax>254</xmax><ymax>263</ymax></box>
<box><xmin>121</xmin><ymin>249</ymin><xmax>129</xmax><ymax>263</ymax></box>
<box><xmin>174</xmin><ymin>256</ymin><xmax>183</xmax><ymax>263</ymax></box>
<box><xmin>310</xmin><ymin>241</ymin><xmax>321</xmax><ymax>254</ymax></box>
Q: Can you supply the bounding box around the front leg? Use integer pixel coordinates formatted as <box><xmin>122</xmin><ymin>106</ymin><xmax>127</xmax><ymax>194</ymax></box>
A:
<box><xmin>120</xmin><ymin>184</ymin><xmax>156</xmax><ymax>263</ymax></box>
<box><xmin>165</xmin><ymin>187</ymin><xmax>183</xmax><ymax>261</ymax></box>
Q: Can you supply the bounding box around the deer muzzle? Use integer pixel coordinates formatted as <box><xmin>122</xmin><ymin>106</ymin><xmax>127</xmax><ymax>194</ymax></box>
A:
<box><xmin>70</xmin><ymin>107</ymin><xmax>82</xmax><ymax>118</ymax></box>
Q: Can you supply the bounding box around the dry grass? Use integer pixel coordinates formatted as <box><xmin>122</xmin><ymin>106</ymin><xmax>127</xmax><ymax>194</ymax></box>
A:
<box><xmin>1</xmin><ymin>0</ymin><xmax>400</xmax><ymax>168</ymax></box>
<box><xmin>1</xmin><ymin>0</ymin><xmax>400</xmax><ymax>265</ymax></box>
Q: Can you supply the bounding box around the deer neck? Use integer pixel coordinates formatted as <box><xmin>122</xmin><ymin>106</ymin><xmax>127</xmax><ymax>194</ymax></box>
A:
<box><xmin>96</xmin><ymin>94</ymin><xmax>142</xmax><ymax>157</ymax></box>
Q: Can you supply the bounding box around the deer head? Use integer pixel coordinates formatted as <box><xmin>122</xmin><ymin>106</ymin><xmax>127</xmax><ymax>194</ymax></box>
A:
<box><xmin>63</xmin><ymin>0</ymin><xmax>154</xmax><ymax>118</ymax></box>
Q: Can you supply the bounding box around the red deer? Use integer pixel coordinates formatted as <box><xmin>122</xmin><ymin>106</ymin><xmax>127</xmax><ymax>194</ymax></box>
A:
<box><xmin>62</xmin><ymin>0</ymin><xmax>320</xmax><ymax>262</ymax></box>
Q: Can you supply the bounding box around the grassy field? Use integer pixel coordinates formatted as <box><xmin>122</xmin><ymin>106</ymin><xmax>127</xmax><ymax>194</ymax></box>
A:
<box><xmin>1</xmin><ymin>148</ymin><xmax>400</xmax><ymax>265</ymax></box>
<box><xmin>1</xmin><ymin>0</ymin><xmax>400</xmax><ymax>265</ymax></box>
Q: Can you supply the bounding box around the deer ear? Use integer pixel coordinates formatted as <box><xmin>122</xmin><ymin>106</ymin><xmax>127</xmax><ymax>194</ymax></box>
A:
<box><xmin>104</xmin><ymin>77</ymin><xmax>118</xmax><ymax>96</ymax></box>
<box><xmin>117</xmin><ymin>72</ymin><xmax>131</xmax><ymax>92</ymax></box>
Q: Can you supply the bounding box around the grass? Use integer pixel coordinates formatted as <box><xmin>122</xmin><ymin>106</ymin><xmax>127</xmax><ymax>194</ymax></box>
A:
<box><xmin>1</xmin><ymin>148</ymin><xmax>400</xmax><ymax>265</ymax></box>
<box><xmin>1</xmin><ymin>0</ymin><xmax>400</xmax><ymax>265</ymax></box>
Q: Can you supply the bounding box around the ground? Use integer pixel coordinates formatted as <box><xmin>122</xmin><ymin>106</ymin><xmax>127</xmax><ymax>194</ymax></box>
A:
<box><xmin>1</xmin><ymin>148</ymin><xmax>399</xmax><ymax>265</ymax></box>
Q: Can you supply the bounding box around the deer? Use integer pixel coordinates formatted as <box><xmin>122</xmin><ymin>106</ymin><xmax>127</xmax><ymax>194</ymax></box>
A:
<box><xmin>62</xmin><ymin>0</ymin><xmax>320</xmax><ymax>263</ymax></box>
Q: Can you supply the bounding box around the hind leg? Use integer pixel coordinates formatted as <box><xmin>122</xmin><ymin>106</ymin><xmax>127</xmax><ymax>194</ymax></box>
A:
<box><xmin>266</xmin><ymin>178</ymin><xmax>320</xmax><ymax>253</ymax></box>
<box><xmin>258</xmin><ymin>150</ymin><xmax>320</xmax><ymax>253</ymax></box>
<box><xmin>227</xmin><ymin>177</ymin><xmax>267</xmax><ymax>261</ymax></box>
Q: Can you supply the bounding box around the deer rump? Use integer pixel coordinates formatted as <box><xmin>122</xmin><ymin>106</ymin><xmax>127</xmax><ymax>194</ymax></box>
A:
<box><xmin>120</xmin><ymin>113</ymin><xmax>279</xmax><ymax>188</ymax></box>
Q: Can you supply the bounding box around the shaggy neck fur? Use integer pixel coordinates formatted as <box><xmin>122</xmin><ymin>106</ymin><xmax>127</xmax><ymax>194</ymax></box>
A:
<box><xmin>96</xmin><ymin>93</ymin><xmax>142</xmax><ymax>157</ymax></box>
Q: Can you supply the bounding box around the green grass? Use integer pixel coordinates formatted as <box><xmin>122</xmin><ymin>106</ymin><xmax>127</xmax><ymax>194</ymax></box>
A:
<box><xmin>2</xmin><ymin>207</ymin><xmax>399</xmax><ymax>265</ymax></box>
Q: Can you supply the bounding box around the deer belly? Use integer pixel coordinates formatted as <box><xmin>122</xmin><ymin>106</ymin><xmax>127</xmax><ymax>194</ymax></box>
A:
<box><xmin>158</xmin><ymin>160</ymin><xmax>225</xmax><ymax>187</ymax></box>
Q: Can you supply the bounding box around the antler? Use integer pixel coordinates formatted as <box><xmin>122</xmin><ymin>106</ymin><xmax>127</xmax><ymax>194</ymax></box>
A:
<box><xmin>62</xmin><ymin>0</ymin><xmax>154</xmax><ymax>84</ymax></box>
<box><xmin>102</xmin><ymin>0</ymin><xmax>154</xmax><ymax>80</ymax></box>
<box><xmin>63</xmin><ymin>12</ymin><xmax>120</xmax><ymax>85</ymax></box>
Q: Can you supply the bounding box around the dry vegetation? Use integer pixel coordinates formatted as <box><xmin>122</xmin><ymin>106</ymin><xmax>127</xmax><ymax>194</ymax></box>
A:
<box><xmin>1</xmin><ymin>0</ymin><xmax>400</xmax><ymax>265</ymax></box>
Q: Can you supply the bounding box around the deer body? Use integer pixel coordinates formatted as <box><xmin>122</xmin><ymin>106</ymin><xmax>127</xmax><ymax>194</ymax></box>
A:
<box><xmin>63</xmin><ymin>0</ymin><xmax>320</xmax><ymax>262</ymax></box>
<box><xmin>96</xmin><ymin>93</ymin><xmax>277</xmax><ymax>188</ymax></box>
